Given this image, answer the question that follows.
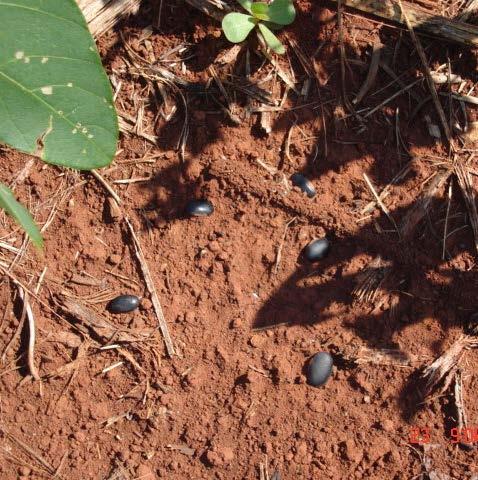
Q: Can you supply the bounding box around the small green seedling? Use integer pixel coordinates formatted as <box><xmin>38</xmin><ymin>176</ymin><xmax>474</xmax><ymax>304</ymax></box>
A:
<box><xmin>222</xmin><ymin>0</ymin><xmax>296</xmax><ymax>54</ymax></box>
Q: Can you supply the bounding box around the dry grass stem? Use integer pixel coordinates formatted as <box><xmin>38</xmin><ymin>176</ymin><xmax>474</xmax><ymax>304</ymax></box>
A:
<box><xmin>125</xmin><ymin>217</ymin><xmax>175</xmax><ymax>356</ymax></box>
<box><xmin>118</xmin><ymin>115</ymin><xmax>158</xmax><ymax>144</ymax></box>
<box><xmin>453</xmin><ymin>370</ymin><xmax>473</xmax><ymax>449</ymax></box>
<box><xmin>2</xmin><ymin>429</ymin><xmax>56</xmax><ymax>475</ymax></box>
<box><xmin>78</xmin><ymin>0</ymin><xmax>141</xmax><ymax>38</ymax></box>
<box><xmin>458</xmin><ymin>0</ymin><xmax>478</xmax><ymax>21</ymax></box>
<box><xmin>91</xmin><ymin>170</ymin><xmax>122</xmax><ymax>205</ymax></box>
<box><xmin>362</xmin><ymin>161</ymin><xmax>413</xmax><ymax>215</ymax></box>
<box><xmin>102</xmin><ymin>361</ymin><xmax>123</xmax><ymax>374</ymax></box>
<box><xmin>16</xmin><ymin>286</ymin><xmax>40</xmax><ymax>380</ymax></box>
<box><xmin>355</xmin><ymin>347</ymin><xmax>418</xmax><ymax>366</ymax></box>
<box><xmin>353</xmin><ymin>42</ymin><xmax>382</xmax><ymax>105</ymax></box>
<box><xmin>113</xmin><ymin>176</ymin><xmax>152</xmax><ymax>184</ymax></box>
<box><xmin>258</xmin><ymin>47</ymin><xmax>297</xmax><ymax>93</ymax></box>
<box><xmin>362</xmin><ymin>79</ymin><xmax>422</xmax><ymax>119</ymax></box>
<box><xmin>442</xmin><ymin>181</ymin><xmax>453</xmax><ymax>260</ymax></box>
<box><xmin>400</xmin><ymin>169</ymin><xmax>452</xmax><ymax>239</ymax></box>
<box><xmin>337</xmin><ymin>0</ymin><xmax>361</xmax><ymax>122</ymax></box>
<box><xmin>353</xmin><ymin>256</ymin><xmax>393</xmax><ymax>303</ymax></box>
<box><xmin>166</xmin><ymin>444</ymin><xmax>196</xmax><ymax>456</ymax></box>
<box><xmin>1</xmin><ymin>291</ymin><xmax>26</xmax><ymax>363</ymax></box>
<box><xmin>421</xmin><ymin>335</ymin><xmax>478</xmax><ymax>399</ymax></box>
<box><xmin>455</xmin><ymin>163</ymin><xmax>478</xmax><ymax>253</ymax></box>
<box><xmin>398</xmin><ymin>0</ymin><xmax>452</xmax><ymax>145</ymax></box>
<box><xmin>273</xmin><ymin>217</ymin><xmax>296</xmax><ymax>275</ymax></box>
<box><xmin>363</xmin><ymin>173</ymin><xmax>400</xmax><ymax>236</ymax></box>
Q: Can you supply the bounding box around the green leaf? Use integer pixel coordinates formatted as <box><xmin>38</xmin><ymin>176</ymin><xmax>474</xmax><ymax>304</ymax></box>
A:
<box><xmin>262</xmin><ymin>21</ymin><xmax>282</xmax><ymax>31</ymax></box>
<box><xmin>236</xmin><ymin>0</ymin><xmax>253</xmax><ymax>13</ymax></box>
<box><xmin>222</xmin><ymin>13</ymin><xmax>257</xmax><ymax>43</ymax></box>
<box><xmin>0</xmin><ymin>183</ymin><xmax>43</xmax><ymax>248</ymax></box>
<box><xmin>0</xmin><ymin>0</ymin><xmax>118</xmax><ymax>170</ymax></box>
<box><xmin>258</xmin><ymin>23</ymin><xmax>285</xmax><ymax>54</ymax></box>
<box><xmin>268</xmin><ymin>0</ymin><xmax>296</xmax><ymax>25</ymax></box>
<box><xmin>251</xmin><ymin>2</ymin><xmax>270</xmax><ymax>20</ymax></box>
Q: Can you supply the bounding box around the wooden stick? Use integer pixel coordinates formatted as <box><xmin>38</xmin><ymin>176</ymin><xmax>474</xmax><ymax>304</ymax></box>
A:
<box><xmin>332</xmin><ymin>0</ymin><xmax>478</xmax><ymax>48</ymax></box>
<box><xmin>91</xmin><ymin>170</ymin><xmax>122</xmax><ymax>205</ymax></box>
<box><xmin>124</xmin><ymin>216</ymin><xmax>175</xmax><ymax>357</ymax></box>
<box><xmin>184</xmin><ymin>0</ymin><xmax>232</xmax><ymax>21</ymax></box>
<box><xmin>363</xmin><ymin>173</ymin><xmax>400</xmax><ymax>236</ymax></box>
<box><xmin>78</xmin><ymin>0</ymin><xmax>141</xmax><ymax>38</ymax></box>
<box><xmin>17</xmin><ymin>287</ymin><xmax>40</xmax><ymax>380</ymax></box>
<box><xmin>455</xmin><ymin>163</ymin><xmax>478</xmax><ymax>254</ymax></box>
<box><xmin>353</xmin><ymin>42</ymin><xmax>382</xmax><ymax>105</ymax></box>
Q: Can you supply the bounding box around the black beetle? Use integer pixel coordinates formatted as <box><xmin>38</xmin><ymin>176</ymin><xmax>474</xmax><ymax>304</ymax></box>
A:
<box><xmin>108</xmin><ymin>295</ymin><xmax>140</xmax><ymax>313</ymax></box>
<box><xmin>291</xmin><ymin>173</ymin><xmax>316</xmax><ymax>198</ymax></box>
<box><xmin>185</xmin><ymin>199</ymin><xmax>214</xmax><ymax>217</ymax></box>
<box><xmin>303</xmin><ymin>238</ymin><xmax>330</xmax><ymax>262</ymax></box>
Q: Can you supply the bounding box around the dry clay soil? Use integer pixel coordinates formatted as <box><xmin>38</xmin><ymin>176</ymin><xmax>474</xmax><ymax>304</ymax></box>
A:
<box><xmin>1</xmin><ymin>1</ymin><xmax>478</xmax><ymax>479</ymax></box>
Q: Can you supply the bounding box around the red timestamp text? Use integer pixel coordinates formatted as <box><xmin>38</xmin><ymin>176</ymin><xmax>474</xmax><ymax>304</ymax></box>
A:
<box><xmin>409</xmin><ymin>426</ymin><xmax>478</xmax><ymax>445</ymax></box>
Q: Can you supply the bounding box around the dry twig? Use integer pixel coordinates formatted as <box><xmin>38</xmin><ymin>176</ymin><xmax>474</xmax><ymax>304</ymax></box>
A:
<box><xmin>453</xmin><ymin>370</ymin><xmax>474</xmax><ymax>450</ymax></box>
<box><xmin>352</xmin><ymin>256</ymin><xmax>393</xmax><ymax>303</ymax></box>
<box><xmin>455</xmin><ymin>163</ymin><xmax>478</xmax><ymax>254</ymax></box>
<box><xmin>16</xmin><ymin>286</ymin><xmax>40</xmax><ymax>380</ymax></box>
<box><xmin>421</xmin><ymin>335</ymin><xmax>478</xmax><ymax>400</ymax></box>
<box><xmin>353</xmin><ymin>42</ymin><xmax>382</xmax><ymax>105</ymax></box>
<box><xmin>363</xmin><ymin>173</ymin><xmax>400</xmax><ymax>236</ymax></box>
<box><xmin>354</xmin><ymin>347</ymin><xmax>417</xmax><ymax>366</ymax></box>
<box><xmin>79</xmin><ymin>0</ymin><xmax>141</xmax><ymax>38</ymax></box>
<box><xmin>398</xmin><ymin>0</ymin><xmax>452</xmax><ymax>145</ymax></box>
<box><xmin>400</xmin><ymin>169</ymin><xmax>452</xmax><ymax>239</ymax></box>
<box><xmin>273</xmin><ymin>217</ymin><xmax>296</xmax><ymax>275</ymax></box>
<box><xmin>124</xmin><ymin>217</ymin><xmax>175</xmax><ymax>357</ymax></box>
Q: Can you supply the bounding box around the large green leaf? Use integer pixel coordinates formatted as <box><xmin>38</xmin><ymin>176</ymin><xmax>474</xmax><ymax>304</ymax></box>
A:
<box><xmin>222</xmin><ymin>13</ymin><xmax>257</xmax><ymax>43</ymax></box>
<box><xmin>0</xmin><ymin>0</ymin><xmax>118</xmax><ymax>170</ymax></box>
<box><xmin>0</xmin><ymin>183</ymin><xmax>43</xmax><ymax>248</ymax></box>
<box><xmin>268</xmin><ymin>0</ymin><xmax>296</xmax><ymax>25</ymax></box>
<box><xmin>251</xmin><ymin>2</ymin><xmax>270</xmax><ymax>20</ymax></box>
<box><xmin>258</xmin><ymin>23</ymin><xmax>285</xmax><ymax>54</ymax></box>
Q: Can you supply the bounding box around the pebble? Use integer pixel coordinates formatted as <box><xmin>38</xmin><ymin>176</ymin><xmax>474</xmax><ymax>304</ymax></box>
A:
<box><xmin>315</xmin><ymin>7</ymin><xmax>336</xmax><ymax>24</ymax></box>
<box><xmin>380</xmin><ymin>419</ymin><xmax>395</xmax><ymax>432</ymax></box>
<box><xmin>303</xmin><ymin>238</ymin><xmax>330</xmax><ymax>262</ymax></box>
<box><xmin>342</xmin><ymin>439</ymin><xmax>363</xmax><ymax>463</ymax></box>
<box><xmin>230</xmin><ymin>318</ymin><xmax>242</xmax><ymax>329</ymax></box>
<box><xmin>141</xmin><ymin>298</ymin><xmax>153</xmax><ymax>310</ymax></box>
<box><xmin>206</xmin><ymin>446</ymin><xmax>235</xmax><ymax>466</ymax></box>
<box><xmin>291</xmin><ymin>173</ymin><xmax>316</xmax><ymax>198</ymax></box>
<box><xmin>136</xmin><ymin>464</ymin><xmax>154</xmax><ymax>479</ymax></box>
<box><xmin>249</xmin><ymin>334</ymin><xmax>266</xmax><ymax>348</ymax></box>
<box><xmin>185</xmin><ymin>199</ymin><xmax>214</xmax><ymax>217</ymax></box>
<box><xmin>107</xmin><ymin>253</ymin><xmax>122</xmax><ymax>265</ymax></box>
<box><xmin>108</xmin><ymin>294</ymin><xmax>140</xmax><ymax>313</ymax></box>
<box><xmin>307</xmin><ymin>352</ymin><xmax>333</xmax><ymax>387</ymax></box>
<box><xmin>208</xmin><ymin>240</ymin><xmax>221</xmax><ymax>252</ymax></box>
